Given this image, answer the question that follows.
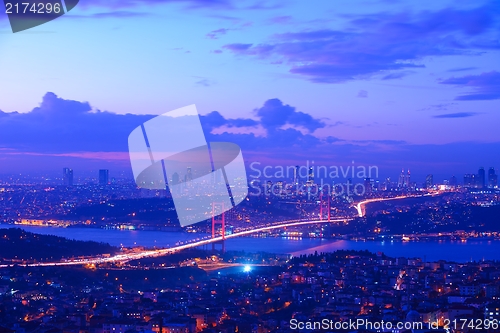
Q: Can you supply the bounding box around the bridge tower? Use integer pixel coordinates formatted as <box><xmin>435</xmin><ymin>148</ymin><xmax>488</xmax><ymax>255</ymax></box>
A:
<box><xmin>319</xmin><ymin>191</ymin><xmax>331</xmax><ymax>221</ymax></box>
<box><xmin>320</xmin><ymin>191</ymin><xmax>323</xmax><ymax>220</ymax></box>
<box><xmin>211</xmin><ymin>202</ymin><xmax>226</xmax><ymax>253</ymax></box>
<box><xmin>327</xmin><ymin>194</ymin><xmax>331</xmax><ymax>222</ymax></box>
<box><xmin>318</xmin><ymin>193</ymin><xmax>331</xmax><ymax>238</ymax></box>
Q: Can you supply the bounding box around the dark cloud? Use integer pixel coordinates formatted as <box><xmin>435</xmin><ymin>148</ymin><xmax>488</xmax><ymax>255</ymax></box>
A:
<box><xmin>2</xmin><ymin>93</ymin><xmax>499</xmax><ymax>181</ymax></box>
<box><xmin>0</xmin><ymin>92</ymin><xmax>153</xmax><ymax>153</ymax></box>
<box><xmin>433</xmin><ymin>112</ymin><xmax>480</xmax><ymax>118</ymax></box>
<box><xmin>440</xmin><ymin>71</ymin><xmax>500</xmax><ymax>100</ymax></box>
<box><xmin>255</xmin><ymin>98</ymin><xmax>325</xmax><ymax>132</ymax></box>
<box><xmin>222</xmin><ymin>1</ymin><xmax>500</xmax><ymax>83</ymax></box>
<box><xmin>207</xmin><ymin>128</ymin><xmax>322</xmax><ymax>153</ymax></box>
<box><xmin>200</xmin><ymin>111</ymin><xmax>258</xmax><ymax>132</ymax></box>
<box><xmin>0</xmin><ymin>94</ymin><xmax>321</xmax><ymax>156</ymax></box>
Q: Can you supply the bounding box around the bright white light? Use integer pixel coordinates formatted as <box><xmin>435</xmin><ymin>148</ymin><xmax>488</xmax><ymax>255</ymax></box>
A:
<box><xmin>243</xmin><ymin>265</ymin><xmax>251</xmax><ymax>272</ymax></box>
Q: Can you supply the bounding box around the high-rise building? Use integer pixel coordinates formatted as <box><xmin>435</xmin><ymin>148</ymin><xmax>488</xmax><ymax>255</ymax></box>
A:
<box><xmin>488</xmin><ymin>167</ymin><xmax>497</xmax><ymax>188</ymax></box>
<box><xmin>478</xmin><ymin>167</ymin><xmax>486</xmax><ymax>188</ymax></box>
<box><xmin>464</xmin><ymin>174</ymin><xmax>471</xmax><ymax>187</ymax></box>
<box><xmin>186</xmin><ymin>167</ymin><xmax>193</xmax><ymax>182</ymax></box>
<box><xmin>398</xmin><ymin>169</ymin><xmax>410</xmax><ymax>188</ymax></box>
<box><xmin>99</xmin><ymin>169</ymin><xmax>109</xmax><ymax>185</ymax></box>
<box><xmin>449</xmin><ymin>175</ymin><xmax>457</xmax><ymax>188</ymax></box>
<box><xmin>293</xmin><ymin>166</ymin><xmax>299</xmax><ymax>185</ymax></box>
<box><xmin>425</xmin><ymin>174</ymin><xmax>433</xmax><ymax>189</ymax></box>
<box><xmin>364</xmin><ymin>178</ymin><xmax>372</xmax><ymax>194</ymax></box>
<box><xmin>63</xmin><ymin>168</ymin><xmax>73</xmax><ymax>186</ymax></box>
<box><xmin>308</xmin><ymin>167</ymin><xmax>314</xmax><ymax>184</ymax></box>
<box><xmin>171</xmin><ymin>172</ymin><xmax>180</xmax><ymax>185</ymax></box>
<box><xmin>385</xmin><ymin>177</ymin><xmax>391</xmax><ymax>191</ymax></box>
<box><xmin>398</xmin><ymin>169</ymin><xmax>405</xmax><ymax>188</ymax></box>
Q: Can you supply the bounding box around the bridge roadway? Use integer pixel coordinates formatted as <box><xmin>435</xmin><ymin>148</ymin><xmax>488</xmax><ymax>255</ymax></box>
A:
<box><xmin>355</xmin><ymin>192</ymin><xmax>437</xmax><ymax>217</ymax></box>
<box><xmin>0</xmin><ymin>218</ymin><xmax>351</xmax><ymax>268</ymax></box>
<box><xmin>1</xmin><ymin>193</ymin><xmax>429</xmax><ymax>268</ymax></box>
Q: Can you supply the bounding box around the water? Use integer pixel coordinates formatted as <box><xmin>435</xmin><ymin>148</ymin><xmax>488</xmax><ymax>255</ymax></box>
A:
<box><xmin>1</xmin><ymin>224</ymin><xmax>499</xmax><ymax>262</ymax></box>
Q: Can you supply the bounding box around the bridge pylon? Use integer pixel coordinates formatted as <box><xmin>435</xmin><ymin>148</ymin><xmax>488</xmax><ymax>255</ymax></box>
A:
<box><xmin>211</xmin><ymin>202</ymin><xmax>226</xmax><ymax>253</ymax></box>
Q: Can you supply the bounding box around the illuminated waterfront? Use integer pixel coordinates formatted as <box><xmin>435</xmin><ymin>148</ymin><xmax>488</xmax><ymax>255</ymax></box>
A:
<box><xmin>1</xmin><ymin>224</ymin><xmax>499</xmax><ymax>262</ymax></box>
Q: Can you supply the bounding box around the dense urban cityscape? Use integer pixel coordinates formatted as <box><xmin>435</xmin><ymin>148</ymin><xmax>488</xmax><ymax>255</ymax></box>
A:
<box><xmin>2</xmin><ymin>0</ymin><xmax>500</xmax><ymax>331</ymax></box>
<box><xmin>0</xmin><ymin>164</ymin><xmax>499</xmax><ymax>331</ymax></box>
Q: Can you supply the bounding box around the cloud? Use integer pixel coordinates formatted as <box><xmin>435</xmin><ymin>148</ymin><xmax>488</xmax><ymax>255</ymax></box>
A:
<box><xmin>357</xmin><ymin>90</ymin><xmax>368</xmax><ymax>98</ymax></box>
<box><xmin>222</xmin><ymin>43</ymin><xmax>253</xmax><ymax>52</ymax></box>
<box><xmin>447</xmin><ymin>67</ymin><xmax>478</xmax><ymax>72</ymax></box>
<box><xmin>417</xmin><ymin>103</ymin><xmax>457</xmax><ymax>112</ymax></box>
<box><xmin>222</xmin><ymin>1</ymin><xmax>500</xmax><ymax>83</ymax></box>
<box><xmin>0</xmin><ymin>93</ymin><xmax>323</xmax><ymax>156</ymax></box>
<box><xmin>433</xmin><ymin>112</ymin><xmax>480</xmax><ymax>118</ymax></box>
<box><xmin>381</xmin><ymin>71</ymin><xmax>414</xmax><ymax>80</ymax></box>
<box><xmin>0</xmin><ymin>92</ymin><xmax>153</xmax><ymax>153</ymax></box>
<box><xmin>72</xmin><ymin>11</ymin><xmax>151</xmax><ymax>19</ymax></box>
<box><xmin>77</xmin><ymin>0</ymin><xmax>234</xmax><ymax>10</ymax></box>
<box><xmin>254</xmin><ymin>98</ymin><xmax>325</xmax><ymax>133</ymax></box>
<box><xmin>2</xmin><ymin>93</ymin><xmax>499</xmax><ymax>180</ymax></box>
<box><xmin>194</xmin><ymin>77</ymin><xmax>215</xmax><ymax>87</ymax></box>
<box><xmin>268</xmin><ymin>16</ymin><xmax>293</xmax><ymax>24</ymax></box>
<box><xmin>74</xmin><ymin>0</ymin><xmax>283</xmax><ymax>12</ymax></box>
<box><xmin>440</xmin><ymin>71</ymin><xmax>500</xmax><ymax>100</ymax></box>
<box><xmin>206</xmin><ymin>28</ymin><xmax>231</xmax><ymax>39</ymax></box>
<box><xmin>200</xmin><ymin>111</ymin><xmax>258</xmax><ymax>132</ymax></box>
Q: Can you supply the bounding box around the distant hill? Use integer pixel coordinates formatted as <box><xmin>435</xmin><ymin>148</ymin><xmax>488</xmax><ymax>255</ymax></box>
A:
<box><xmin>0</xmin><ymin>228</ymin><xmax>118</xmax><ymax>263</ymax></box>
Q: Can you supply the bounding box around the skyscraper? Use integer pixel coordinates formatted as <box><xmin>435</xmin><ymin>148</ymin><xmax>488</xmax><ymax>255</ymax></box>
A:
<box><xmin>385</xmin><ymin>177</ymin><xmax>391</xmax><ymax>191</ymax></box>
<box><xmin>478</xmin><ymin>167</ymin><xmax>486</xmax><ymax>189</ymax></box>
<box><xmin>364</xmin><ymin>178</ymin><xmax>372</xmax><ymax>194</ymax></box>
<box><xmin>293</xmin><ymin>166</ymin><xmax>299</xmax><ymax>185</ymax></box>
<box><xmin>425</xmin><ymin>174</ymin><xmax>433</xmax><ymax>189</ymax></box>
<box><xmin>308</xmin><ymin>167</ymin><xmax>314</xmax><ymax>184</ymax></box>
<box><xmin>449</xmin><ymin>175</ymin><xmax>457</xmax><ymax>188</ymax></box>
<box><xmin>405</xmin><ymin>170</ymin><xmax>411</xmax><ymax>188</ymax></box>
<box><xmin>171</xmin><ymin>172</ymin><xmax>180</xmax><ymax>185</ymax></box>
<box><xmin>398</xmin><ymin>169</ymin><xmax>410</xmax><ymax>188</ymax></box>
<box><xmin>63</xmin><ymin>168</ymin><xmax>73</xmax><ymax>186</ymax></box>
<box><xmin>464</xmin><ymin>174</ymin><xmax>473</xmax><ymax>187</ymax></box>
<box><xmin>99</xmin><ymin>169</ymin><xmax>109</xmax><ymax>185</ymax></box>
<box><xmin>398</xmin><ymin>169</ymin><xmax>405</xmax><ymax>188</ymax></box>
<box><xmin>488</xmin><ymin>167</ymin><xmax>497</xmax><ymax>188</ymax></box>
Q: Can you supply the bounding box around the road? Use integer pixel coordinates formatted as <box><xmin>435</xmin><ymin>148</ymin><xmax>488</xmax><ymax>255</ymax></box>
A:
<box><xmin>1</xmin><ymin>192</ymin><xmax>432</xmax><ymax>268</ymax></box>
<box><xmin>355</xmin><ymin>192</ymin><xmax>438</xmax><ymax>217</ymax></box>
<box><xmin>0</xmin><ymin>218</ymin><xmax>350</xmax><ymax>268</ymax></box>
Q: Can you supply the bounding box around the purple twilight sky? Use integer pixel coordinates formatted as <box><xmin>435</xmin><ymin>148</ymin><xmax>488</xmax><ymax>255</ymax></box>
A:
<box><xmin>0</xmin><ymin>0</ymin><xmax>499</xmax><ymax>183</ymax></box>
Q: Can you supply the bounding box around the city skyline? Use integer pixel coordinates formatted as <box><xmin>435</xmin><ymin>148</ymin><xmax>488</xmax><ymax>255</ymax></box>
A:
<box><xmin>7</xmin><ymin>164</ymin><xmax>496</xmax><ymax>189</ymax></box>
